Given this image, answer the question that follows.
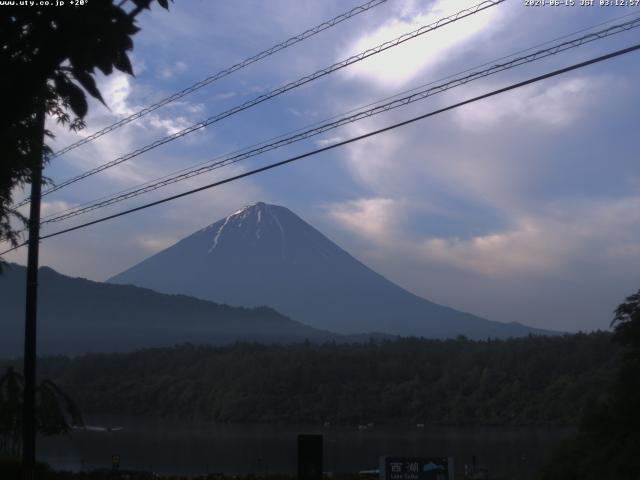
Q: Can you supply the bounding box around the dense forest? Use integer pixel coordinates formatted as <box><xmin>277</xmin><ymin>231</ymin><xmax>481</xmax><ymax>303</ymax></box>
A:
<box><xmin>2</xmin><ymin>332</ymin><xmax>619</xmax><ymax>426</ymax></box>
<box><xmin>542</xmin><ymin>290</ymin><xmax>640</xmax><ymax>479</ymax></box>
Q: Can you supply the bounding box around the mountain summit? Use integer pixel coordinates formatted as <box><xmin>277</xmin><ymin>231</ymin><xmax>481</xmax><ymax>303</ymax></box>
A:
<box><xmin>109</xmin><ymin>202</ymin><xmax>552</xmax><ymax>339</ymax></box>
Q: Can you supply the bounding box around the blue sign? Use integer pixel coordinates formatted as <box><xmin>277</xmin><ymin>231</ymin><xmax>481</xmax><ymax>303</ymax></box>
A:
<box><xmin>379</xmin><ymin>457</ymin><xmax>453</xmax><ymax>480</ymax></box>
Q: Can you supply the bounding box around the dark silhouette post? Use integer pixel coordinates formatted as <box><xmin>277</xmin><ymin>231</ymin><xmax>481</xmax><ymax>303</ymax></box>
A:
<box><xmin>297</xmin><ymin>434</ymin><xmax>323</xmax><ymax>480</ymax></box>
<box><xmin>23</xmin><ymin>106</ymin><xmax>45</xmax><ymax>478</ymax></box>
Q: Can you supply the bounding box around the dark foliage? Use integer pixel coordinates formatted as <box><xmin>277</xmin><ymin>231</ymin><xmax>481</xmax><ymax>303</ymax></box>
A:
<box><xmin>542</xmin><ymin>289</ymin><xmax>640</xmax><ymax>480</ymax></box>
<box><xmin>0</xmin><ymin>0</ymin><xmax>171</xmax><ymax>262</ymax></box>
<box><xmin>0</xmin><ymin>367</ymin><xmax>84</xmax><ymax>457</ymax></box>
<box><xmin>0</xmin><ymin>458</ymin><xmax>298</xmax><ymax>480</ymax></box>
<box><xmin>0</xmin><ymin>457</ymin><xmax>54</xmax><ymax>480</ymax></box>
<box><xmin>1</xmin><ymin>332</ymin><xmax>618</xmax><ymax>427</ymax></box>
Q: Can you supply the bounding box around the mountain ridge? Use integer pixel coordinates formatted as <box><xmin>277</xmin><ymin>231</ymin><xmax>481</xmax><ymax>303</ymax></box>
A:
<box><xmin>109</xmin><ymin>202</ymin><xmax>557</xmax><ymax>339</ymax></box>
<box><xmin>0</xmin><ymin>263</ymin><xmax>383</xmax><ymax>356</ymax></box>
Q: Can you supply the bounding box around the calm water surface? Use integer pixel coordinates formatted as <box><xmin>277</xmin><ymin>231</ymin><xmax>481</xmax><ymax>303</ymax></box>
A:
<box><xmin>39</xmin><ymin>415</ymin><xmax>573</xmax><ymax>479</ymax></box>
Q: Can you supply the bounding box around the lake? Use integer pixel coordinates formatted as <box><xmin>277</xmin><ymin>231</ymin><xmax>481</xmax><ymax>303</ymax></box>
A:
<box><xmin>38</xmin><ymin>416</ymin><xmax>574</xmax><ymax>479</ymax></box>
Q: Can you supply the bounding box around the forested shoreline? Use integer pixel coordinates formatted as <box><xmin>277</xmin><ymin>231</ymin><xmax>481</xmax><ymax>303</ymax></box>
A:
<box><xmin>1</xmin><ymin>332</ymin><xmax>619</xmax><ymax>426</ymax></box>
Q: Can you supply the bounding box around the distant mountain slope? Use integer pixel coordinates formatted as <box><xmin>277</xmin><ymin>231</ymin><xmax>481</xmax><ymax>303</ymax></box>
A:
<box><xmin>0</xmin><ymin>264</ymin><xmax>345</xmax><ymax>357</ymax></box>
<box><xmin>109</xmin><ymin>202</ymin><xmax>555</xmax><ymax>339</ymax></box>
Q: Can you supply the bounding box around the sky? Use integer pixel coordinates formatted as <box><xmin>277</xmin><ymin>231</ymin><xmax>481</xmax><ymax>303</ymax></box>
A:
<box><xmin>4</xmin><ymin>0</ymin><xmax>640</xmax><ymax>333</ymax></box>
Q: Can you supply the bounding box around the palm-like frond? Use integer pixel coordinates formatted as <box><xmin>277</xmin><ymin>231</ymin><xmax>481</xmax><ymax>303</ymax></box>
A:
<box><xmin>0</xmin><ymin>367</ymin><xmax>84</xmax><ymax>456</ymax></box>
<box><xmin>0</xmin><ymin>368</ymin><xmax>25</xmax><ymax>456</ymax></box>
<box><xmin>38</xmin><ymin>380</ymin><xmax>84</xmax><ymax>435</ymax></box>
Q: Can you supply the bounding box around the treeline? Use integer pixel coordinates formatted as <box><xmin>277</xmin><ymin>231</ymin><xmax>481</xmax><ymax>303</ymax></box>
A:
<box><xmin>4</xmin><ymin>332</ymin><xmax>620</xmax><ymax>426</ymax></box>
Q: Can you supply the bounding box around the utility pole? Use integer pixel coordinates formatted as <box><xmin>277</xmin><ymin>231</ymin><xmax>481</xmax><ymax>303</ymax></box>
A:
<box><xmin>22</xmin><ymin>106</ymin><xmax>45</xmax><ymax>479</ymax></box>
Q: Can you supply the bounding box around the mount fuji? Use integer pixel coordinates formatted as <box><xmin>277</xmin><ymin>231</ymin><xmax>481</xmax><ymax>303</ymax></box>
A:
<box><xmin>109</xmin><ymin>202</ymin><xmax>553</xmax><ymax>339</ymax></box>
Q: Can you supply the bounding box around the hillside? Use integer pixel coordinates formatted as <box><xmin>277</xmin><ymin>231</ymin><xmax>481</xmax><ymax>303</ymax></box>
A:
<box><xmin>0</xmin><ymin>264</ymin><xmax>345</xmax><ymax>356</ymax></box>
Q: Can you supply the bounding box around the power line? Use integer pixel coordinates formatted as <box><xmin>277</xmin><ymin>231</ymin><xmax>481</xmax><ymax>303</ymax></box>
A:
<box><xmin>39</xmin><ymin>16</ymin><xmax>640</xmax><ymax>225</ymax></box>
<box><xmin>49</xmin><ymin>0</ymin><xmax>389</xmax><ymax>159</ymax></box>
<box><xmin>329</xmin><ymin>9</ymin><xmax>640</xmax><ymax>118</ymax></box>
<box><xmin>16</xmin><ymin>0</ymin><xmax>504</xmax><ymax>208</ymax></box>
<box><xmin>3</xmin><ymin>41</ymin><xmax>638</xmax><ymax>256</ymax></box>
<box><xmin>40</xmin><ymin>9</ymin><xmax>640</xmax><ymax>223</ymax></box>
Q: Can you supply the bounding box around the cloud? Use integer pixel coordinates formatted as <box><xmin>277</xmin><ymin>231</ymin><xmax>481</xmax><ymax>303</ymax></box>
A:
<box><xmin>606</xmin><ymin>243</ymin><xmax>640</xmax><ymax>260</ymax></box>
<box><xmin>40</xmin><ymin>200</ymin><xmax>73</xmax><ymax>219</ymax></box>
<box><xmin>99</xmin><ymin>73</ymin><xmax>137</xmax><ymax>116</ymax></box>
<box><xmin>190</xmin><ymin>103</ymin><xmax>205</xmax><ymax>113</ymax></box>
<box><xmin>314</xmin><ymin>136</ymin><xmax>343</xmax><ymax>147</ymax></box>
<box><xmin>135</xmin><ymin>235</ymin><xmax>178</xmax><ymax>253</ymax></box>
<box><xmin>452</xmin><ymin>75</ymin><xmax>613</xmax><ymax>130</ymax></box>
<box><xmin>328</xmin><ymin>195</ymin><xmax>640</xmax><ymax>278</ymax></box>
<box><xmin>342</xmin><ymin>120</ymin><xmax>407</xmax><ymax>193</ymax></box>
<box><xmin>336</xmin><ymin>69</ymin><xmax>631</xmax><ymax>217</ymax></box>
<box><xmin>211</xmin><ymin>92</ymin><xmax>237</xmax><ymax>102</ymax></box>
<box><xmin>419</xmin><ymin>217</ymin><xmax>568</xmax><ymax>276</ymax></box>
<box><xmin>43</xmin><ymin>66</ymin><xmax>216</xmax><ymax>195</ymax></box>
<box><xmin>147</xmin><ymin>114</ymin><xmax>193</xmax><ymax>136</ymax></box>
<box><xmin>45</xmin><ymin>72</ymin><xmax>139</xmax><ymax>159</ymax></box>
<box><xmin>9</xmin><ymin>0</ymin><xmax>635</xmax><ymax>334</ymax></box>
<box><xmin>248</xmin><ymin>84</ymin><xmax>267</xmax><ymax>94</ymax></box>
<box><xmin>159</xmin><ymin>61</ymin><xmax>188</xmax><ymax>80</ymax></box>
<box><xmin>341</xmin><ymin>0</ymin><xmax>503</xmax><ymax>88</ymax></box>
<box><xmin>325</xmin><ymin>197</ymin><xmax>406</xmax><ymax>242</ymax></box>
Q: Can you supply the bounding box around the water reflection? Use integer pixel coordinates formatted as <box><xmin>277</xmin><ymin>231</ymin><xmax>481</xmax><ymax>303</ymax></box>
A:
<box><xmin>39</xmin><ymin>415</ymin><xmax>573</xmax><ymax>479</ymax></box>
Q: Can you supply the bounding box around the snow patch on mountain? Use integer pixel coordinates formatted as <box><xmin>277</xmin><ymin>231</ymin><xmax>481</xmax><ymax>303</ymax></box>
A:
<box><xmin>108</xmin><ymin>202</ymin><xmax>557</xmax><ymax>339</ymax></box>
<box><xmin>208</xmin><ymin>213</ymin><xmax>234</xmax><ymax>254</ymax></box>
